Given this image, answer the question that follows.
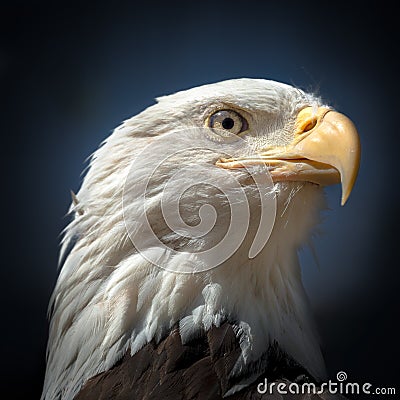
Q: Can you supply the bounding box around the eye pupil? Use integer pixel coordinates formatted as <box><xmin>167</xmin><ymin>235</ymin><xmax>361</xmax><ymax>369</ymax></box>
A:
<box><xmin>222</xmin><ymin>117</ymin><xmax>235</xmax><ymax>130</ymax></box>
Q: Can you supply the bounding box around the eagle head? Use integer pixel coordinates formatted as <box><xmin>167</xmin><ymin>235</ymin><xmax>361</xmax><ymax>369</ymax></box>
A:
<box><xmin>42</xmin><ymin>78</ymin><xmax>360</xmax><ymax>400</ymax></box>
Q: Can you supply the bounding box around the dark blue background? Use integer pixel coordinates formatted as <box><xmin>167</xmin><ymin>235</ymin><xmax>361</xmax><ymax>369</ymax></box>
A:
<box><xmin>2</xmin><ymin>2</ymin><xmax>398</xmax><ymax>398</ymax></box>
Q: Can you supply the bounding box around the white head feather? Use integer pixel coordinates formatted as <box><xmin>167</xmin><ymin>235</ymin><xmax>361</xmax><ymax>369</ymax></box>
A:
<box><xmin>42</xmin><ymin>79</ymin><xmax>328</xmax><ymax>400</ymax></box>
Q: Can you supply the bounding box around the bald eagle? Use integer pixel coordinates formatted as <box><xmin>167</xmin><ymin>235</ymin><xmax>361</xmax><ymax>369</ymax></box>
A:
<box><xmin>42</xmin><ymin>79</ymin><xmax>360</xmax><ymax>400</ymax></box>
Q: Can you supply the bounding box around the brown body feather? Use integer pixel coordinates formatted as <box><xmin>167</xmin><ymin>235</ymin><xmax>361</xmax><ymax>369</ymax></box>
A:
<box><xmin>75</xmin><ymin>322</ymin><xmax>345</xmax><ymax>400</ymax></box>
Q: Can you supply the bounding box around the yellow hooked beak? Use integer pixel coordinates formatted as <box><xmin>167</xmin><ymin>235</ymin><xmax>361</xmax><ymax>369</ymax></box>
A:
<box><xmin>216</xmin><ymin>106</ymin><xmax>361</xmax><ymax>205</ymax></box>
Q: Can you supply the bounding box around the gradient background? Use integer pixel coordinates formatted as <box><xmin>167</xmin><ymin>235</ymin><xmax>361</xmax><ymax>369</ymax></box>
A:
<box><xmin>2</xmin><ymin>2</ymin><xmax>398</xmax><ymax>399</ymax></box>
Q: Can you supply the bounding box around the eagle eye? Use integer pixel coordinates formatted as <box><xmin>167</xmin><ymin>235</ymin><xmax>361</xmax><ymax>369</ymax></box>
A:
<box><xmin>208</xmin><ymin>110</ymin><xmax>248</xmax><ymax>135</ymax></box>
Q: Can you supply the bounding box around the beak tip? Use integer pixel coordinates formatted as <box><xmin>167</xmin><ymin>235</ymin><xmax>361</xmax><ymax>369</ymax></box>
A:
<box><xmin>340</xmin><ymin>173</ymin><xmax>358</xmax><ymax>206</ymax></box>
<box><xmin>340</xmin><ymin>180</ymin><xmax>353</xmax><ymax>206</ymax></box>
